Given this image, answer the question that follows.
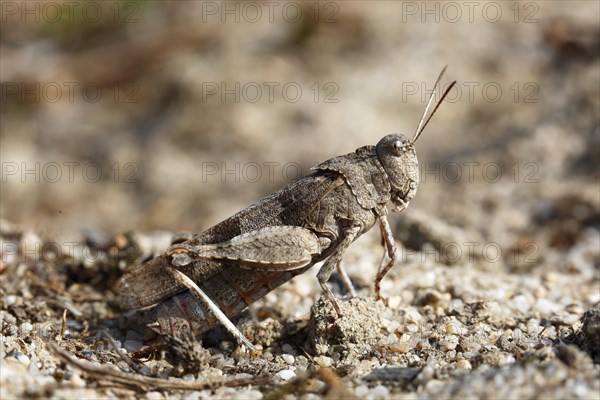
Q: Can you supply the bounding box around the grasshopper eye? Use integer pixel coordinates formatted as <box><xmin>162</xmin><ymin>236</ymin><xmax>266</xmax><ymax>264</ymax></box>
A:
<box><xmin>391</xmin><ymin>139</ymin><xmax>405</xmax><ymax>155</ymax></box>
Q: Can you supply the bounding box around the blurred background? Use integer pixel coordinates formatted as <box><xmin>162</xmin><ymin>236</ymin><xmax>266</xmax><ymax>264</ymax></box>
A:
<box><xmin>1</xmin><ymin>1</ymin><xmax>598</xmax><ymax>248</ymax></box>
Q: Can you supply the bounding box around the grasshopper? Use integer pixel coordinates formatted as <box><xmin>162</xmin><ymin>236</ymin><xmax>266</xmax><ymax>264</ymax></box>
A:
<box><xmin>118</xmin><ymin>69</ymin><xmax>456</xmax><ymax>350</ymax></box>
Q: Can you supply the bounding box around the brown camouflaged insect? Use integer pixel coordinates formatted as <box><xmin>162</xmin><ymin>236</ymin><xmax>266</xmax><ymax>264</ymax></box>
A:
<box><xmin>118</xmin><ymin>68</ymin><xmax>456</xmax><ymax>349</ymax></box>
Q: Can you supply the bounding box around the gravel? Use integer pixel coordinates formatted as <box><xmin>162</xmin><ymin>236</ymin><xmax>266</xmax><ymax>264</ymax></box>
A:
<box><xmin>1</xmin><ymin>1</ymin><xmax>599</xmax><ymax>399</ymax></box>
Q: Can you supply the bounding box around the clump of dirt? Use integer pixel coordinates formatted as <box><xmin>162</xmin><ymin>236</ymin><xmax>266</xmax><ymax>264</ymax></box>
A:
<box><xmin>309</xmin><ymin>296</ymin><xmax>384</xmax><ymax>357</ymax></box>
<box><xmin>161</xmin><ymin>333</ymin><xmax>212</xmax><ymax>376</ymax></box>
<box><xmin>240</xmin><ymin>318</ymin><xmax>285</xmax><ymax>347</ymax></box>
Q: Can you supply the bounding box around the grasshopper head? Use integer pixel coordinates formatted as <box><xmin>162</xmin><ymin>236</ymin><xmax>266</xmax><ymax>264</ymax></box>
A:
<box><xmin>375</xmin><ymin>67</ymin><xmax>456</xmax><ymax>211</ymax></box>
<box><xmin>376</xmin><ymin>134</ymin><xmax>419</xmax><ymax>212</ymax></box>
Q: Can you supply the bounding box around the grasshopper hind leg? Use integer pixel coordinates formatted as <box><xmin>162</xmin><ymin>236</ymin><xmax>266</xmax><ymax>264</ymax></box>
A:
<box><xmin>167</xmin><ymin>266</ymin><xmax>257</xmax><ymax>351</ymax></box>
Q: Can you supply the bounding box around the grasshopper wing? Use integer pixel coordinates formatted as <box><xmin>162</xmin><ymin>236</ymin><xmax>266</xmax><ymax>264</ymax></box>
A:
<box><xmin>118</xmin><ymin>173</ymin><xmax>340</xmax><ymax>309</ymax></box>
<box><xmin>171</xmin><ymin>226</ymin><xmax>321</xmax><ymax>271</ymax></box>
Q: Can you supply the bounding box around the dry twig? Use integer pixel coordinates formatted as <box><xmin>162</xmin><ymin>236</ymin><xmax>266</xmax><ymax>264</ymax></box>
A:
<box><xmin>48</xmin><ymin>342</ymin><xmax>269</xmax><ymax>392</ymax></box>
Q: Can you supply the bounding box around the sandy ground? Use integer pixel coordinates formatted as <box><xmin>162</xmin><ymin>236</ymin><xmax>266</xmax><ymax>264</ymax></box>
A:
<box><xmin>1</xmin><ymin>1</ymin><xmax>599</xmax><ymax>399</ymax></box>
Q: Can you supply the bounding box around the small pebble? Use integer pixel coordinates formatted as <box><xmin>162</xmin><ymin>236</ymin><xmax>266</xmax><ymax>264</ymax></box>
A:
<box><xmin>19</xmin><ymin>322</ymin><xmax>33</xmax><ymax>335</ymax></box>
<box><xmin>385</xmin><ymin>319</ymin><xmax>401</xmax><ymax>333</ymax></box>
<box><xmin>387</xmin><ymin>296</ymin><xmax>402</xmax><ymax>309</ymax></box>
<box><xmin>535</xmin><ymin>298</ymin><xmax>558</xmax><ymax>314</ymax></box>
<box><xmin>331</xmin><ymin>352</ymin><xmax>341</xmax><ymax>362</ymax></box>
<box><xmin>359</xmin><ymin>359</ymin><xmax>372</xmax><ymax>373</ymax></box>
<box><xmin>354</xmin><ymin>385</ymin><xmax>369</xmax><ymax>397</ymax></box>
<box><xmin>315</xmin><ymin>344</ymin><xmax>329</xmax><ymax>355</ymax></box>
<box><xmin>79</xmin><ymin>349</ymin><xmax>98</xmax><ymax>362</ymax></box>
<box><xmin>123</xmin><ymin>340</ymin><xmax>143</xmax><ymax>353</ymax></box>
<box><xmin>70</xmin><ymin>373</ymin><xmax>85</xmax><ymax>388</ymax></box>
<box><xmin>21</xmin><ymin>232</ymin><xmax>42</xmax><ymax>254</ymax></box>
<box><xmin>215</xmin><ymin>387</ymin><xmax>236</xmax><ymax>397</ymax></box>
<box><xmin>15</xmin><ymin>352</ymin><xmax>30</xmax><ymax>367</ymax></box>
<box><xmin>219</xmin><ymin>341</ymin><xmax>234</xmax><ymax>352</ymax></box>
<box><xmin>406</xmin><ymin>310</ymin><xmax>422</xmax><ymax>323</ymax></box>
<box><xmin>281</xmin><ymin>354</ymin><xmax>295</xmax><ymax>365</ymax></box>
<box><xmin>401</xmin><ymin>290</ymin><xmax>414</xmax><ymax>303</ymax></box>
<box><xmin>415</xmin><ymin>271</ymin><xmax>436</xmax><ymax>288</ymax></box>
<box><xmin>5</xmin><ymin>295</ymin><xmax>17</xmax><ymax>306</ymax></box>
<box><xmin>456</xmin><ymin>359</ymin><xmax>472</xmax><ymax>369</ymax></box>
<box><xmin>390</xmin><ymin>341</ymin><xmax>411</xmax><ymax>353</ymax></box>
<box><xmin>296</xmin><ymin>355</ymin><xmax>309</xmax><ymax>366</ymax></box>
<box><xmin>316</xmin><ymin>355</ymin><xmax>332</xmax><ymax>367</ymax></box>
<box><xmin>445</xmin><ymin>322</ymin><xmax>461</xmax><ymax>335</ymax></box>
<box><xmin>281</xmin><ymin>343</ymin><xmax>294</xmax><ymax>353</ymax></box>
<box><xmin>511</xmin><ymin>295</ymin><xmax>530</xmax><ymax>314</ymax></box>
<box><xmin>146</xmin><ymin>391</ymin><xmax>162</xmax><ymax>400</ymax></box>
<box><xmin>442</xmin><ymin>335</ymin><xmax>459</xmax><ymax>350</ymax></box>
<box><xmin>371</xmin><ymin>384</ymin><xmax>390</xmax><ymax>399</ymax></box>
<box><xmin>276</xmin><ymin>369</ymin><xmax>296</xmax><ymax>380</ymax></box>
<box><xmin>415</xmin><ymin>340</ymin><xmax>428</xmax><ymax>351</ymax></box>
<box><xmin>379</xmin><ymin>332</ymin><xmax>397</xmax><ymax>346</ymax></box>
<box><xmin>4</xmin><ymin>356</ymin><xmax>27</xmax><ymax>373</ymax></box>
<box><xmin>2</xmin><ymin>312</ymin><xmax>17</xmax><ymax>324</ymax></box>
<box><xmin>497</xmin><ymin>354</ymin><xmax>516</xmax><ymax>366</ymax></box>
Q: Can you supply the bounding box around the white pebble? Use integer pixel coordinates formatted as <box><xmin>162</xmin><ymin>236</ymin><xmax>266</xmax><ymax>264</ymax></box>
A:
<box><xmin>70</xmin><ymin>373</ymin><xmax>86</xmax><ymax>388</ymax></box>
<box><xmin>385</xmin><ymin>319</ymin><xmax>401</xmax><ymax>333</ymax></box>
<box><xmin>380</xmin><ymin>333</ymin><xmax>399</xmax><ymax>346</ymax></box>
<box><xmin>281</xmin><ymin>354</ymin><xmax>295</xmax><ymax>365</ymax></box>
<box><xmin>511</xmin><ymin>294</ymin><xmax>530</xmax><ymax>314</ymax></box>
<box><xmin>442</xmin><ymin>335</ymin><xmax>459</xmax><ymax>350</ymax></box>
<box><xmin>535</xmin><ymin>298</ymin><xmax>558</xmax><ymax>314</ymax></box>
<box><xmin>415</xmin><ymin>271</ymin><xmax>436</xmax><ymax>288</ymax></box>
<box><xmin>276</xmin><ymin>369</ymin><xmax>296</xmax><ymax>381</ymax></box>
<box><xmin>2</xmin><ymin>312</ymin><xmax>16</xmax><ymax>324</ymax></box>
<box><xmin>315</xmin><ymin>344</ymin><xmax>329</xmax><ymax>355</ymax></box>
<box><xmin>387</xmin><ymin>296</ymin><xmax>402</xmax><ymax>309</ymax></box>
<box><xmin>146</xmin><ymin>391</ymin><xmax>162</xmax><ymax>400</ymax></box>
<box><xmin>21</xmin><ymin>232</ymin><xmax>42</xmax><ymax>253</ymax></box>
<box><xmin>371</xmin><ymin>384</ymin><xmax>390</xmax><ymax>399</ymax></box>
<box><xmin>386</xmin><ymin>333</ymin><xmax>399</xmax><ymax>344</ymax></box>
<box><xmin>354</xmin><ymin>385</ymin><xmax>369</xmax><ymax>397</ymax></box>
<box><xmin>215</xmin><ymin>387</ymin><xmax>236</xmax><ymax>397</ymax></box>
<box><xmin>401</xmin><ymin>290</ymin><xmax>414</xmax><ymax>303</ymax></box>
<box><xmin>445</xmin><ymin>322</ymin><xmax>461</xmax><ymax>335</ymax></box>
<box><xmin>19</xmin><ymin>322</ymin><xmax>33</xmax><ymax>334</ymax></box>
<box><xmin>316</xmin><ymin>355</ymin><xmax>333</xmax><ymax>367</ymax></box>
<box><xmin>498</xmin><ymin>354</ymin><xmax>515</xmax><ymax>366</ymax></box>
<box><xmin>4</xmin><ymin>356</ymin><xmax>26</xmax><ymax>373</ymax></box>
<box><xmin>406</xmin><ymin>310</ymin><xmax>422</xmax><ymax>323</ymax></box>
<box><xmin>359</xmin><ymin>359</ymin><xmax>372</xmax><ymax>372</ymax></box>
<box><xmin>16</xmin><ymin>352</ymin><xmax>30</xmax><ymax>366</ymax></box>
<box><xmin>5</xmin><ymin>295</ymin><xmax>17</xmax><ymax>306</ymax></box>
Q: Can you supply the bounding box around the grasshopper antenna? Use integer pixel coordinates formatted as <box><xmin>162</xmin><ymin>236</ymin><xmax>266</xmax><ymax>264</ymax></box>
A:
<box><xmin>411</xmin><ymin>66</ymin><xmax>457</xmax><ymax>145</ymax></box>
